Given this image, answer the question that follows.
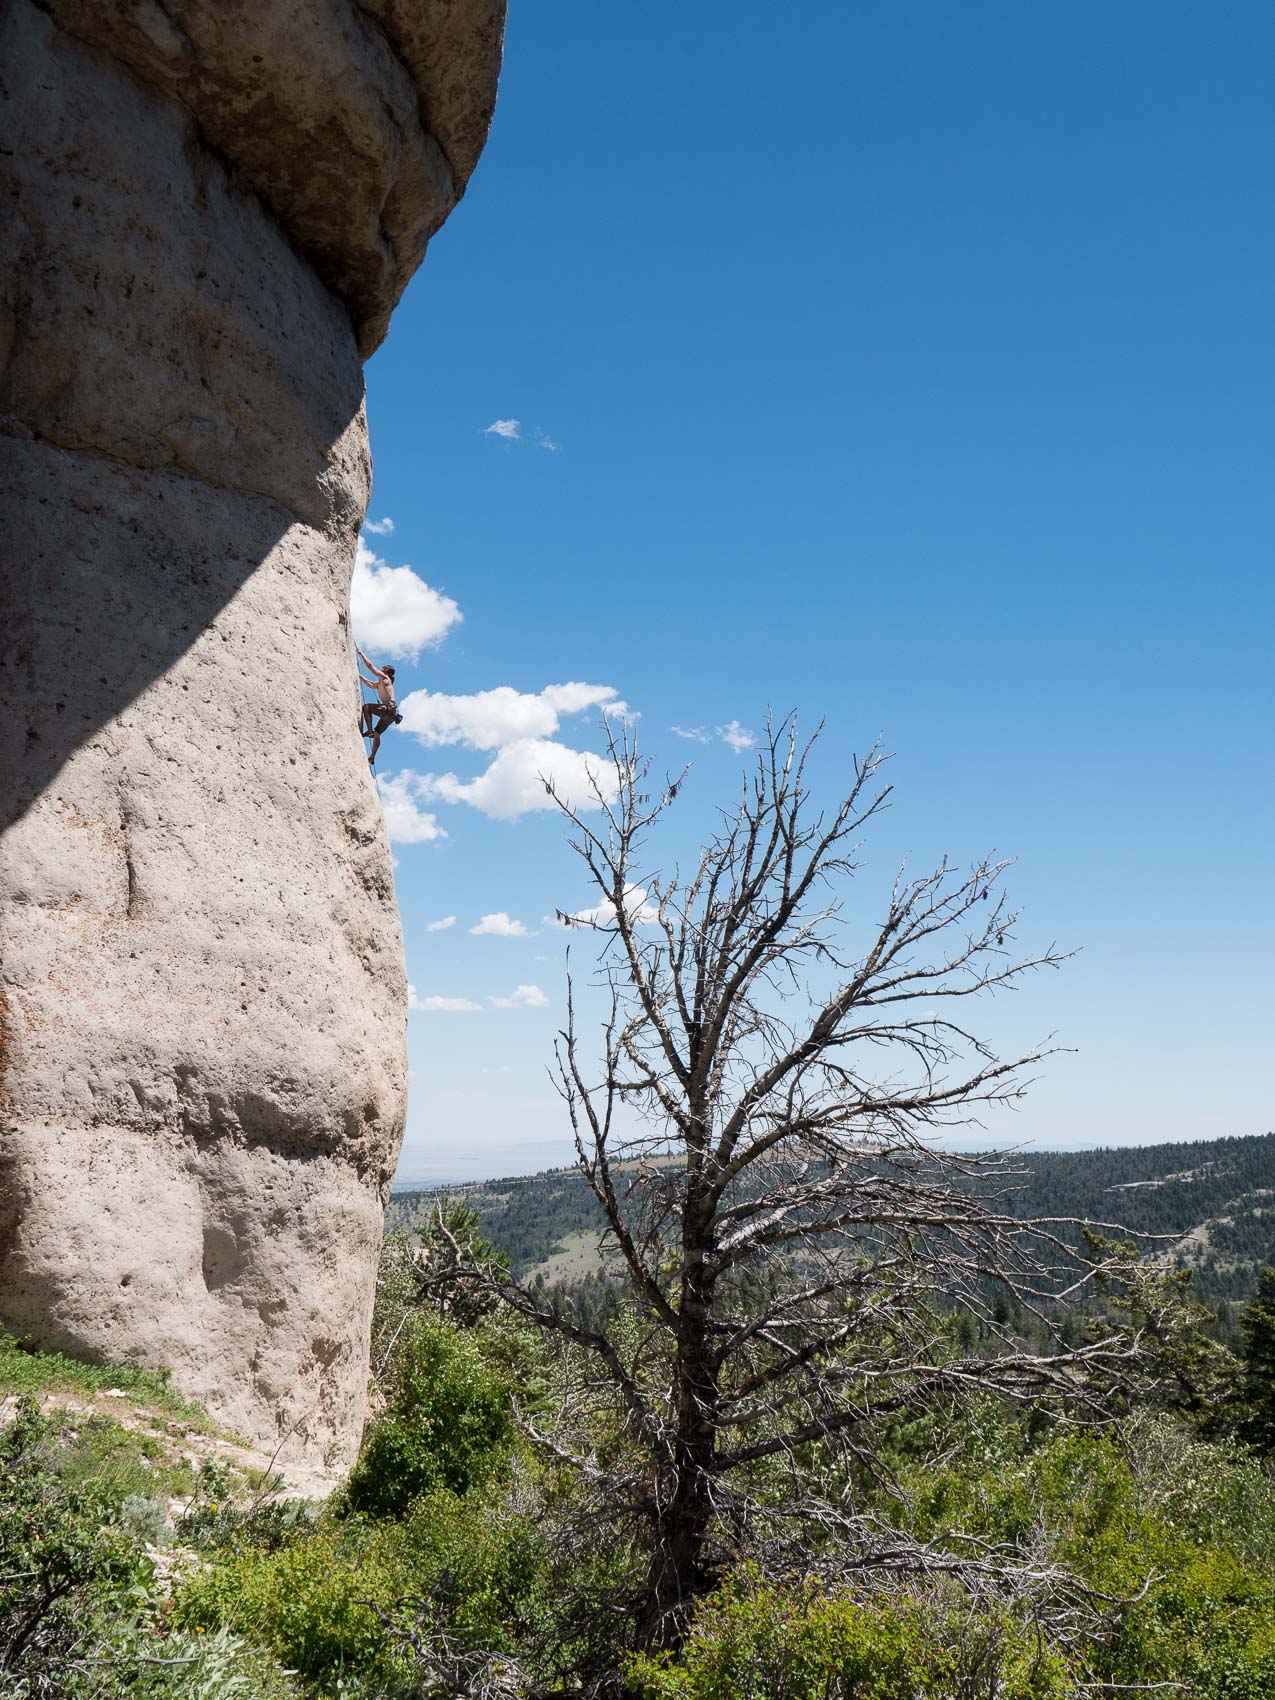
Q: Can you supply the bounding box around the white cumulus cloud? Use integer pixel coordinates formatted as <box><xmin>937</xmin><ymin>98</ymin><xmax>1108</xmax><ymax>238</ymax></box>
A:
<box><xmin>484</xmin><ymin>419</ymin><xmax>521</xmax><ymax>440</ymax></box>
<box><xmin>351</xmin><ymin>537</ymin><xmax>462</xmax><ymax>662</ymax></box>
<box><xmin>425</xmin><ymin>915</ymin><xmax>456</xmax><ymax>932</ymax></box>
<box><xmin>408</xmin><ymin>986</ymin><xmax>481</xmax><ymax>1013</ymax></box>
<box><xmin>363</xmin><ymin>515</ymin><xmax>395</xmax><ymax>535</ymax></box>
<box><xmin>418</xmin><ymin>739</ymin><xmax>620</xmax><ymax>822</ymax></box>
<box><xmin>717</xmin><ymin>719</ymin><xmax>758</xmax><ymax>754</ymax></box>
<box><xmin>375</xmin><ymin>771</ymin><xmax>448</xmax><ymax>844</ymax></box>
<box><xmin>671</xmin><ymin>725</ymin><xmax>711</xmax><ymax>743</ymax></box>
<box><xmin>470</xmin><ymin>912</ymin><xmax>536</xmax><ymax>937</ymax></box>
<box><xmin>488</xmin><ymin>984</ymin><xmax>550</xmax><ymax>1009</ymax></box>
<box><xmin>398</xmin><ymin>682</ymin><xmax>620</xmax><ymax>750</ymax></box>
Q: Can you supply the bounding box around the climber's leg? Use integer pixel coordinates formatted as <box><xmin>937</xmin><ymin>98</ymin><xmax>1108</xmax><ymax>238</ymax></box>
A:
<box><xmin>367</xmin><ymin>705</ymin><xmax>395</xmax><ymax>768</ymax></box>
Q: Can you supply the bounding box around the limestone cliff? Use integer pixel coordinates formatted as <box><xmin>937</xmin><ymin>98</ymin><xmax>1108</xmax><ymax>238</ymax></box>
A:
<box><xmin>0</xmin><ymin>0</ymin><xmax>504</xmax><ymax>1464</ymax></box>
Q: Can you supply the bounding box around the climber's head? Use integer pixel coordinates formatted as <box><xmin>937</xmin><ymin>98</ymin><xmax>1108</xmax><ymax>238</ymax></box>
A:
<box><xmin>384</xmin><ymin>665</ymin><xmax>396</xmax><ymax>682</ymax></box>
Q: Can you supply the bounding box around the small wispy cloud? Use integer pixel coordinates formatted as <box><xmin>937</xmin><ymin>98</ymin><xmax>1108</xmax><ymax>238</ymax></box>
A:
<box><xmin>425</xmin><ymin>915</ymin><xmax>456</xmax><ymax>932</ymax></box>
<box><xmin>483</xmin><ymin>419</ymin><xmax>560</xmax><ymax>451</ymax></box>
<box><xmin>717</xmin><ymin>719</ymin><xmax>758</xmax><ymax>754</ymax></box>
<box><xmin>545</xmin><ymin>883</ymin><xmax>660</xmax><ymax>931</ymax></box>
<box><xmin>408</xmin><ymin>986</ymin><xmax>481</xmax><ymax>1013</ymax></box>
<box><xmin>363</xmin><ymin>515</ymin><xmax>395</xmax><ymax>535</ymax></box>
<box><xmin>470</xmin><ymin>912</ymin><xmax>536</xmax><ymax>938</ymax></box>
<box><xmin>488</xmin><ymin>983</ymin><xmax>550</xmax><ymax>1009</ymax></box>
<box><xmin>671</xmin><ymin>725</ymin><xmax>711</xmax><ymax>743</ymax></box>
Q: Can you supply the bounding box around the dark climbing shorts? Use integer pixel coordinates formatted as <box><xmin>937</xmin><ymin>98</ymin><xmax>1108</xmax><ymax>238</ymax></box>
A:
<box><xmin>369</xmin><ymin>702</ymin><xmax>398</xmax><ymax>733</ymax></box>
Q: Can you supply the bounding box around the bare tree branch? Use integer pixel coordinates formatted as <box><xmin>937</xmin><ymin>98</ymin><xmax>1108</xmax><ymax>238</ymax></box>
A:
<box><xmin>446</xmin><ymin>719</ymin><xmax>1134</xmax><ymax>1651</ymax></box>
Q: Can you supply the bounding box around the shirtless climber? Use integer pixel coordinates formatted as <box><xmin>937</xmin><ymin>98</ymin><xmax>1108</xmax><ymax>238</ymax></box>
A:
<box><xmin>357</xmin><ymin>646</ymin><xmax>401</xmax><ymax>766</ymax></box>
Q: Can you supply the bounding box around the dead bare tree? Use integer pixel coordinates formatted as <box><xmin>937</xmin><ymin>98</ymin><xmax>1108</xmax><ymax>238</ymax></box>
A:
<box><xmin>440</xmin><ymin>718</ymin><xmax>1137</xmax><ymax>1652</ymax></box>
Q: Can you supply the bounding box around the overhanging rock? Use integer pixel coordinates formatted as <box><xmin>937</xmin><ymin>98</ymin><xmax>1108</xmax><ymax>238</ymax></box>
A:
<box><xmin>0</xmin><ymin>0</ymin><xmax>504</xmax><ymax>1465</ymax></box>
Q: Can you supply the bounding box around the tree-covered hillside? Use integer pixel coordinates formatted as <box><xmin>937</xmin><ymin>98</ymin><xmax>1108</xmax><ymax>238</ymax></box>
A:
<box><xmin>388</xmin><ymin>1130</ymin><xmax>1275</xmax><ymax>1298</ymax></box>
<box><xmin>389</xmin><ymin>1169</ymin><xmax>602</xmax><ymax>1280</ymax></box>
<box><xmin>999</xmin><ymin>1133</ymin><xmax>1275</xmax><ymax>1303</ymax></box>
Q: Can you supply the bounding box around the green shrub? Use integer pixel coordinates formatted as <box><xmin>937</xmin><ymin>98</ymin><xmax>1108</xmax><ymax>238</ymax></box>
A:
<box><xmin>89</xmin><ymin>1623</ymin><xmax>298</xmax><ymax>1700</ymax></box>
<box><xmin>626</xmin><ymin>1569</ymin><xmax>1075</xmax><ymax>1700</ymax></box>
<box><xmin>175</xmin><ymin>1524</ymin><xmax>391</xmax><ymax>1686</ymax></box>
<box><xmin>345</xmin><ymin>1314</ymin><xmax>513</xmax><ymax>1516</ymax></box>
<box><xmin>0</xmin><ymin>1397</ymin><xmax>152</xmax><ymax>1682</ymax></box>
<box><xmin>877</xmin><ymin>1416</ymin><xmax>1275</xmax><ymax>1697</ymax></box>
<box><xmin>173</xmin><ymin>1484</ymin><xmax>549</xmax><ymax>1689</ymax></box>
<box><xmin>0</xmin><ymin>1398</ymin><xmax>303</xmax><ymax>1696</ymax></box>
<box><xmin>179</xmin><ymin>1494</ymin><xmax>321</xmax><ymax>1555</ymax></box>
<box><xmin>118</xmin><ymin>1490</ymin><xmax>171</xmax><ymax>1545</ymax></box>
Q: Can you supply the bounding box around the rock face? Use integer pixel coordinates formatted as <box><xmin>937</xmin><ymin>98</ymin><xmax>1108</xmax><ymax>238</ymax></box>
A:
<box><xmin>0</xmin><ymin>0</ymin><xmax>503</xmax><ymax>1463</ymax></box>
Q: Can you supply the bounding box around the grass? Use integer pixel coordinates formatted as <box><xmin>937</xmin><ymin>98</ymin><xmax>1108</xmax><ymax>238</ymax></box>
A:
<box><xmin>0</xmin><ymin>1327</ymin><xmax>214</xmax><ymax>1427</ymax></box>
<box><xmin>531</xmin><ymin>1227</ymin><xmax>607</xmax><ymax>1283</ymax></box>
<box><xmin>0</xmin><ymin>1331</ymin><xmax>296</xmax><ymax>1530</ymax></box>
<box><xmin>52</xmin><ymin>1412</ymin><xmax>201</xmax><ymax>1501</ymax></box>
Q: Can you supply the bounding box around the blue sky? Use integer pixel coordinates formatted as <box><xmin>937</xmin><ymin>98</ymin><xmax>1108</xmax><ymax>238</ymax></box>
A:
<box><xmin>354</xmin><ymin>2</ymin><xmax>1274</xmax><ymax>1183</ymax></box>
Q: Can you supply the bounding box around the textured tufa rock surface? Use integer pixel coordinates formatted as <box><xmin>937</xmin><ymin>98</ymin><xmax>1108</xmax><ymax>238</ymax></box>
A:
<box><xmin>0</xmin><ymin>0</ymin><xmax>503</xmax><ymax>1465</ymax></box>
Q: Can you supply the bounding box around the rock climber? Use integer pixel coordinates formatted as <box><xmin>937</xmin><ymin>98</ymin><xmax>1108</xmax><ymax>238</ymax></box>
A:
<box><xmin>357</xmin><ymin>645</ymin><xmax>401</xmax><ymax>766</ymax></box>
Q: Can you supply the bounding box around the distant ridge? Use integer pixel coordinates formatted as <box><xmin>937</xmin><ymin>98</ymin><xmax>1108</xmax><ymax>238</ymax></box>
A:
<box><xmin>387</xmin><ymin>1130</ymin><xmax>1275</xmax><ymax>1302</ymax></box>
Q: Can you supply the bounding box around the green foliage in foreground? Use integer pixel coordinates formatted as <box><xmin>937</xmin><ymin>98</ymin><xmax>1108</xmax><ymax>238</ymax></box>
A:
<box><xmin>167</xmin><ymin>1417</ymin><xmax>1275</xmax><ymax>1698</ymax></box>
<box><xmin>628</xmin><ymin>1422</ymin><xmax>1275</xmax><ymax>1698</ymax></box>
<box><xmin>0</xmin><ymin>1397</ymin><xmax>294</xmax><ymax>1699</ymax></box>
<box><xmin>175</xmin><ymin>1485</ymin><xmax>550</xmax><ymax>1688</ymax></box>
<box><xmin>7</xmin><ymin>1255</ymin><xmax>1275</xmax><ymax>1697</ymax></box>
<box><xmin>893</xmin><ymin>1413</ymin><xmax>1275</xmax><ymax>1699</ymax></box>
<box><xmin>627</xmin><ymin>1572</ymin><xmax>1075</xmax><ymax>1700</ymax></box>
<box><xmin>169</xmin><ymin>1311</ymin><xmax>1275</xmax><ymax>1699</ymax></box>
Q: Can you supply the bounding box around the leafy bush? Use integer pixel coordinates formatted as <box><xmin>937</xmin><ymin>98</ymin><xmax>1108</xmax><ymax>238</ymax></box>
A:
<box><xmin>0</xmin><ymin>1396</ymin><xmax>151</xmax><ymax>1684</ymax></box>
<box><xmin>626</xmin><ymin>1569</ymin><xmax>1074</xmax><ymax>1700</ymax></box>
<box><xmin>0</xmin><ymin>1397</ymin><xmax>300</xmax><ymax>1697</ymax></box>
<box><xmin>80</xmin><ymin>1623</ymin><xmax>298</xmax><ymax>1700</ymax></box>
<box><xmin>175</xmin><ymin>1524</ymin><xmax>391</xmax><ymax>1686</ymax></box>
<box><xmin>879</xmin><ymin>1413</ymin><xmax>1275</xmax><ymax>1697</ymax></box>
<box><xmin>178</xmin><ymin>1494</ymin><xmax>321</xmax><ymax>1556</ymax></box>
<box><xmin>117</xmin><ymin>1491</ymin><xmax>171</xmax><ymax>1546</ymax></box>
<box><xmin>344</xmin><ymin>1313</ymin><xmax>514</xmax><ymax>1516</ymax></box>
<box><xmin>173</xmin><ymin>1483</ymin><xmax>548</xmax><ymax>1688</ymax></box>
